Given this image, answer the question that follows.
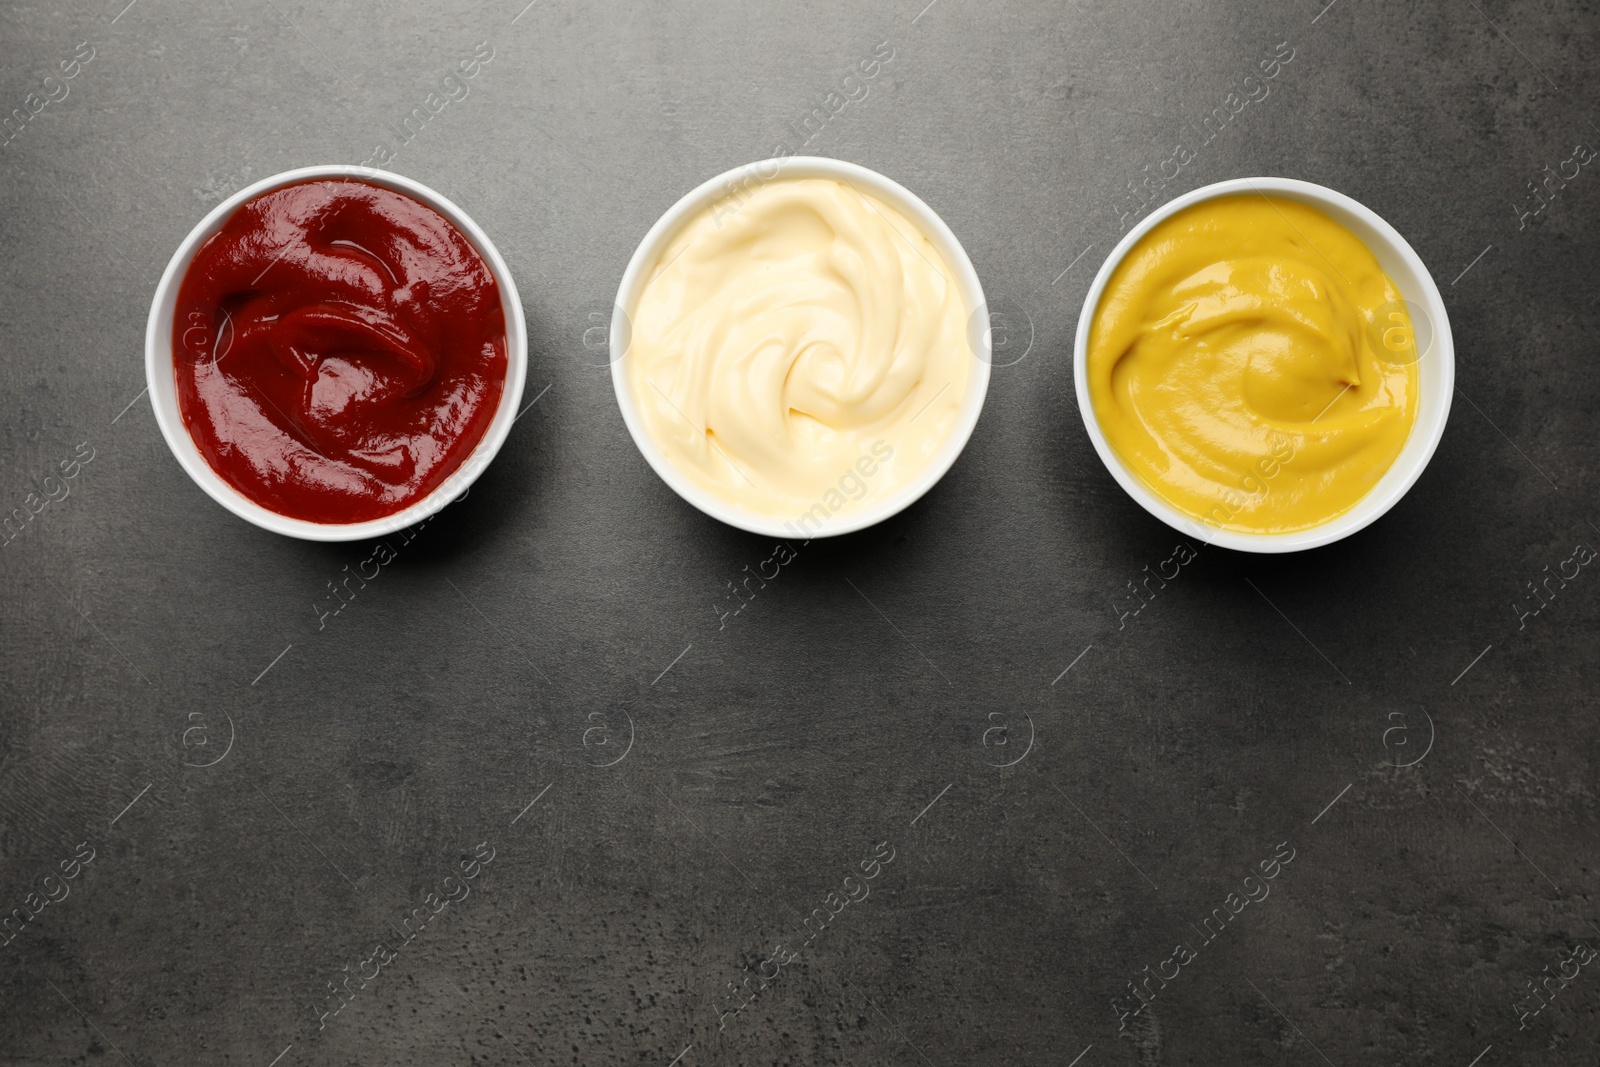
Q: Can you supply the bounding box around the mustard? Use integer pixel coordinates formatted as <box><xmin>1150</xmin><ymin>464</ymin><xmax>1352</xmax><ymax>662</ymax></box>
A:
<box><xmin>1087</xmin><ymin>195</ymin><xmax>1420</xmax><ymax>534</ymax></box>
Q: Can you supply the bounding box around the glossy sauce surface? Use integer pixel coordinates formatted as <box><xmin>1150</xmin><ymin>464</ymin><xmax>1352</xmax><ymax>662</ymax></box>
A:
<box><xmin>626</xmin><ymin>178</ymin><xmax>969</xmax><ymax>524</ymax></box>
<box><xmin>1088</xmin><ymin>195</ymin><xmax>1419</xmax><ymax>534</ymax></box>
<box><xmin>174</xmin><ymin>179</ymin><xmax>506</xmax><ymax>524</ymax></box>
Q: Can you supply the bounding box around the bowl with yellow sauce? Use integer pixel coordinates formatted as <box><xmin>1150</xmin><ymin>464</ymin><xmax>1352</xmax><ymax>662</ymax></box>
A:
<box><xmin>611</xmin><ymin>157</ymin><xmax>990</xmax><ymax>538</ymax></box>
<box><xmin>1076</xmin><ymin>177</ymin><xmax>1453</xmax><ymax>552</ymax></box>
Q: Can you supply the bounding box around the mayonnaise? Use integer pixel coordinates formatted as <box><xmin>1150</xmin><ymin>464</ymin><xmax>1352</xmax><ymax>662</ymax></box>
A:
<box><xmin>1087</xmin><ymin>195</ymin><xmax>1420</xmax><ymax>534</ymax></box>
<box><xmin>625</xmin><ymin>177</ymin><xmax>970</xmax><ymax>527</ymax></box>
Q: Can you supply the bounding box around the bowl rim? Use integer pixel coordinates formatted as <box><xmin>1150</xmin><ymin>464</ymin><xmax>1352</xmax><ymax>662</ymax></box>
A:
<box><xmin>143</xmin><ymin>164</ymin><xmax>528</xmax><ymax>543</ymax></box>
<box><xmin>1072</xmin><ymin>175</ymin><xmax>1455</xmax><ymax>554</ymax></box>
<box><xmin>608</xmin><ymin>155</ymin><xmax>992</xmax><ymax>539</ymax></box>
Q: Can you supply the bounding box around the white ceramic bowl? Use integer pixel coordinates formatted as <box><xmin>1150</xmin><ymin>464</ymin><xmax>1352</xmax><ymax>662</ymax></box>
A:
<box><xmin>145</xmin><ymin>165</ymin><xmax>527</xmax><ymax>542</ymax></box>
<box><xmin>609</xmin><ymin>156</ymin><xmax>991</xmax><ymax>538</ymax></box>
<box><xmin>1073</xmin><ymin>177</ymin><xmax>1454</xmax><ymax>554</ymax></box>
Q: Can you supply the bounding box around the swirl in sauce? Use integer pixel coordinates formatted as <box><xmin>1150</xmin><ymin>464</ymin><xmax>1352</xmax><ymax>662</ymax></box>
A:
<box><xmin>174</xmin><ymin>179</ymin><xmax>506</xmax><ymax>524</ymax></box>
<box><xmin>626</xmin><ymin>178</ymin><xmax>969</xmax><ymax>521</ymax></box>
<box><xmin>1088</xmin><ymin>195</ymin><xmax>1420</xmax><ymax>534</ymax></box>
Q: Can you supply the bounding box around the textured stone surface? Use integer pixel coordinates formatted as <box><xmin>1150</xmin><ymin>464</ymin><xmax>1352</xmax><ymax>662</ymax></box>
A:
<box><xmin>2</xmin><ymin>0</ymin><xmax>1598</xmax><ymax>1064</ymax></box>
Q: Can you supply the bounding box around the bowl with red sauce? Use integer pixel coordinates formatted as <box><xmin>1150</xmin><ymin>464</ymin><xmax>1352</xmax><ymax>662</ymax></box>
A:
<box><xmin>145</xmin><ymin>165</ymin><xmax>526</xmax><ymax>540</ymax></box>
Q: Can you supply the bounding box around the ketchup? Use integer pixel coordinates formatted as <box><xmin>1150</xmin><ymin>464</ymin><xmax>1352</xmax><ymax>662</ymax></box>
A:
<box><xmin>174</xmin><ymin>179</ymin><xmax>507</xmax><ymax>524</ymax></box>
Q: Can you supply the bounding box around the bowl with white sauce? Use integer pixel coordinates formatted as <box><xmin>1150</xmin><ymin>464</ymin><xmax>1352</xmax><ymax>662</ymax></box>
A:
<box><xmin>610</xmin><ymin>156</ymin><xmax>991</xmax><ymax>539</ymax></box>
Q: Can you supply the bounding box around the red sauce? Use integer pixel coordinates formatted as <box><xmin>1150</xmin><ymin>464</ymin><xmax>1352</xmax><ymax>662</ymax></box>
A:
<box><xmin>174</xmin><ymin>178</ymin><xmax>507</xmax><ymax>524</ymax></box>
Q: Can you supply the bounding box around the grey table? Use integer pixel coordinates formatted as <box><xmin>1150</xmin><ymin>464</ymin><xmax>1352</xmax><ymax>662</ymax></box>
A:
<box><xmin>3</xmin><ymin>1</ymin><xmax>1598</xmax><ymax>1064</ymax></box>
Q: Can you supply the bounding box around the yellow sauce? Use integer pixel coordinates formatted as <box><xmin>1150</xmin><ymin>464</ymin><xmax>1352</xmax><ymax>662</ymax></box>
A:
<box><xmin>626</xmin><ymin>178</ymin><xmax>969</xmax><ymax>529</ymax></box>
<box><xmin>1087</xmin><ymin>195</ymin><xmax>1420</xmax><ymax>534</ymax></box>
